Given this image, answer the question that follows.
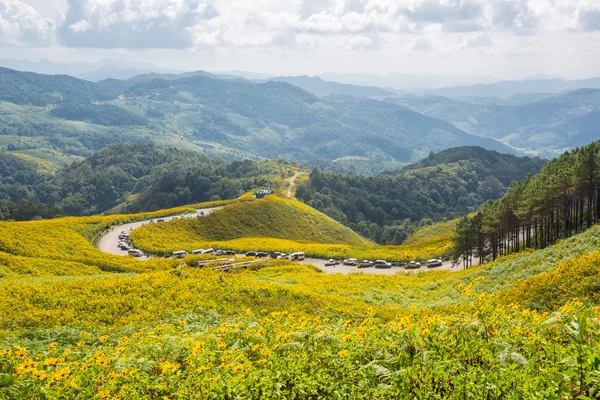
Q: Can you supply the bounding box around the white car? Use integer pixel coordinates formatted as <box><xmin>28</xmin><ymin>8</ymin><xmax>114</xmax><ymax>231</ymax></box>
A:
<box><xmin>128</xmin><ymin>249</ymin><xmax>144</xmax><ymax>257</ymax></box>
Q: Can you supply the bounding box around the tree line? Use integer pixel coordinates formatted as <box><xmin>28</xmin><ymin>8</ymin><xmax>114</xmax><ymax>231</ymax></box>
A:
<box><xmin>452</xmin><ymin>141</ymin><xmax>600</xmax><ymax>268</ymax></box>
<box><xmin>296</xmin><ymin>147</ymin><xmax>545</xmax><ymax>244</ymax></box>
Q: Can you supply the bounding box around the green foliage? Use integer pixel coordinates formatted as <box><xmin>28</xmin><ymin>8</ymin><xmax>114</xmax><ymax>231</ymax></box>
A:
<box><xmin>0</xmin><ymin>67</ymin><xmax>514</xmax><ymax>166</ymax></box>
<box><xmin>0</xmin><ymin>143</ymin><xmax>297</xmax><ymax>218</ymax></box>
<box><xmin>297</xmin><ymin>147</ymin><xmax>544</xmax><ymax>244</ymax></box>
<box><xmin>453</xmin><ymin>140</ymin><xmax>600</xmax><ymax>266</ymax></box>
<box><xmin>50</xmin><ymin>103</ymin><xmax>147</xmax><ymax>126</ymax></box>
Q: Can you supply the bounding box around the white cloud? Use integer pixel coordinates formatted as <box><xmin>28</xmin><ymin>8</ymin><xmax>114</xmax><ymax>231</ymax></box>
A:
<box><xmin>412</xmin><ymin>35</ymin><xmax>438</xmax><ymax>51</ymax></box>
<box><xmin>0</xmin><ymin>0</ymin><xmax>598</xmax><ymax>80</ymax></box>
<box><xmin>457</xmin><ymin>32</ymin><xmax>492</xmax><ymax>49</ymax></box>
<box><xmin>0</xmin><ymin>0</ymin><xmax>55</xmax><ymax>46</ymax></box>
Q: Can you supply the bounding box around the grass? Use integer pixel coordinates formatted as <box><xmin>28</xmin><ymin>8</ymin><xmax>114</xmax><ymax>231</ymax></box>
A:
<box><xmin>130</xmin><ymin>195</ymin><xmax>456</xmax><ymax>261</ymax></box>
<box><xmin>1</xmin><ymin>194</ymin><xmax>600</xmax><ymax>397</ymax></box>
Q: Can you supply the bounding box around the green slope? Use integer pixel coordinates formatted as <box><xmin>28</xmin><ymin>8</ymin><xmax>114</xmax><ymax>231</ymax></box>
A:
<box><xmin>132</xmin><ymin>195</ymin><xmax>372</xmax><ymax>250</ymax></box>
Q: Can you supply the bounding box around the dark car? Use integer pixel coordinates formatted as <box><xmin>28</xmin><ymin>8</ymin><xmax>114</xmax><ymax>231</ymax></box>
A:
<box><xmin>255</xmin><ymin>252</ymin><xmax>268</xmax><ymax>258</ymax></box>
<box><xmin>225</xmin><ymin>250</ymin><xmax>236</xmax><ymax>256</ymax></box>
<box><xmin>270</xmin><ymin>252</ymin><xmax>283</xmax><ymax>259</ymax></box>
<box><xmin>246</xmin><ymin>251</ymin><xmax>257</xmax><ymax>257</ymax></box>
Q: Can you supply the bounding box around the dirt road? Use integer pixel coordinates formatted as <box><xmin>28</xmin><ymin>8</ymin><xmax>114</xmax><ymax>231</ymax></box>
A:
<box><xmin>287</xmin><ymin>172</ymin><xmax>306</xmax><ymax>198</ymax></box>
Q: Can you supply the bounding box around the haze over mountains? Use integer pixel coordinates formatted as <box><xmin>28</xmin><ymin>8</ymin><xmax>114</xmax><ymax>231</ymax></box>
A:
<box><xmin>2</xmin><ymin>57</ymin><xmax>600</xmax><ymax>166</ymax></box>
<box><xmin>0</xmin><ymin>66</ymin><xmax>512</xmax><ymax>171</ymax></box>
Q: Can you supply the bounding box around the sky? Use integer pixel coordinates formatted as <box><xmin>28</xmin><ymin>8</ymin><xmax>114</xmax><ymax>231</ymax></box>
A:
<box><xmin>1</xmin><ymin>0</ymin><xmax>599</xmax><ymax>80</ymax></box>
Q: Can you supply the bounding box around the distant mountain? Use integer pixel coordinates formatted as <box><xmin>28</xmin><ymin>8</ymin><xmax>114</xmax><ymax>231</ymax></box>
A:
<box><xmin>424</xmin><ymin>78</ymin><xmax>600</xmax><ymax>99</ymax></box>
<box><xmin>319</xmin><ymin>72</ymin><xmax>499</xmax><ymax>91</ymax></box>
<box><xmin>454</xmin><ymin>93</ymin><xmax>556</xmax><ymax>106</ymax></box>
<box><xmin>0</xmin><ymin>58</ymin><xmax>179</xmax><ymax>82</ymax></box>
<box><xmin>389</xmin><ymin>89</ymin><xmax>600</xmax><ymax>154</ymax></box>
<box><xmin>0</xmin><ymin>66</ymin><xmax>513</xmax><ymax>167</ymax></box>
<box><xmin>263</xmin><ymin>76</ymin><xmax>395</xmax><ymax>98</ymax></box>
<box><xmin>126</xmin><ymin>70</ymin><xmax>246</xmax><ymax>83</ymax></box>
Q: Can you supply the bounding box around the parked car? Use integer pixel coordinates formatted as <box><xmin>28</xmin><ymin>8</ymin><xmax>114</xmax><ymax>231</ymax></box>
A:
<box><xmin>270</xmin><ymin>252</ymin><xmax>283</xmax><ymax>259</ymax></box>
<box><xmin>405</xmin><ymin>261</ymin><xmax>421</xmax><ymax>269</ymax></box>
<box><xmin>215</xmin><ymin>250</ymin><xmax>227</xmax><ymax>256</ymax></box>
<box><xmin>119</xmin><ymin>243</ymin><xmax>130</xmax><ymax>250</ymax></box>
<box><xmin>358</xmin><ymin>260</ymin><xmax>374</xmax><ymax>268</ymax></box>
<box><xmin>276</xmin><ymin>253</ymin><xmax>288</xmax><ymax>259</ymax></box>
<box><xmin>324</xmin><ymin>259</ymin><xmax>339</xmax><ymax>266</ymax></box>
<box><xmin>289</xmin><ymin>252</ymin><xmax>305</xmax><ymax>261</ymax></box>
<box><xmin>245</xmin><ymin>251</ymin><xmax>257</xmax><ymax>257</ymax></box>
<box><xmin>192</xmin><ymin>249</ymin><xmax>205</xmax><ymax>255</ymax></box>
<box><xmin>128</xmin><ymin>249</ymin><xmax>144</xmax><ymax>257</ymax></box>
<box><xmin>255</xmin><ymin>252</ymin><xmax>268</xmax><ymax>258</ymax></box>
<box><xmin>201</xmin><ymin>248</ymin><xmax>214</xmax><ymax>254</ymax></box>
<box><xmin>374</xmin><ymin>260</ymin><xmax>392</xmax><ymax>268</ymax></box>
<box><xmin>343</xmin><ymin>258</ymin><xmax>358</xmax><ymax>266</ymax></box>
<box><xmin>173</xmin><ymin>250</ymin><xmax>189</xmax><ymax>258</ymax></box>
<box><xmin>225</xmin><ymin>250</ymin><xmax>236</xmax><ymax>256</ymax></box>
<box><xmin>426</xmin><ymin>259</ymin><xmax>443</xmax><ymax>268</ymax></box>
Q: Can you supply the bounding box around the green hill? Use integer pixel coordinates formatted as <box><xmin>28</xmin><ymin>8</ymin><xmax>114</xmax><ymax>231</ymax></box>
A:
<box><xmin>131</xmin><ymin>195</ymin><xmax>372</xmax><ymax>254</ymax></box>
<box><xmin>297</xmin><ymin>146</ymin><xmax>545</xmax><ymax>244</ymax></box>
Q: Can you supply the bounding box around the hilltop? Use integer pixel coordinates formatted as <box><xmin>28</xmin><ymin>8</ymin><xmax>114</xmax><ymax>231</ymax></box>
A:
<box><xmin>131</xmin><ymin>195</ymin><xmax>372</xmax><ymax>254</ymax></box>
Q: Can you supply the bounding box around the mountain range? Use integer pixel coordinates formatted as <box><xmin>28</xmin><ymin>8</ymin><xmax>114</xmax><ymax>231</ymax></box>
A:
<box><xmin>391</xmin><ymin>89</ymin><xmax>600</xmax><ymax>154</ymax></box>
<box><xmin>0</xmin><ymin>66</ymin><xmax>512</xmax><ymax>170</ymax></box>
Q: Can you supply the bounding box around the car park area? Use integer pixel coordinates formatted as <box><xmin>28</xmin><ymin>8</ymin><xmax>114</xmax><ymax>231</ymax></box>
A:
<box><xmin>96</xmin><ymin>207</ymin><xmax>458</xmax><ymax>275</ymax></box>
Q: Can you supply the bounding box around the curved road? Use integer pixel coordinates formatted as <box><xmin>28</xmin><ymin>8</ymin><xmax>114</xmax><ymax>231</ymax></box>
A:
<box><xmin>95</xmin><ymin>205</ymin><xmax>461</xmax><ymax>275</ymax></box>
<box><xmin>96</xmin><ymin>207</ymin><xmax>223</xmax><ymax>258</ymax></box>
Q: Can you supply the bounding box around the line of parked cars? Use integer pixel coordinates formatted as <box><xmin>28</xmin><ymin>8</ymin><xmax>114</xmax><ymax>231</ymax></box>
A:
<box><xmin>171</xmin><ymin>248</ymin><xmax>237</xmax><ymax>259</ymax></box>
<box><xmin>245</xmin><ymin>251</ymin><xmax>305</xmax><ymax>261</ymax></box>
<box><xmin>117</xmin><ymin>229</ymin><xmax>145</xmax><ymax>257</ymax></box>
<box><xmin>323</xmin><ymin>258</ymin><xmax>445</xmax><ymax>270</ymax></box>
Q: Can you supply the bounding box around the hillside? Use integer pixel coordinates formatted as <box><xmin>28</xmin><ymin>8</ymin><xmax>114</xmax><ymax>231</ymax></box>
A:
<box><xmin>1</xmin><ymin>185</ymin><xmax>600</xmax><ymax>397</ymax></box>
<box><xmin>264</xmin><ymin>76</ymin><xmax>395</xmax><ymax>98</ymax></box>
<box><xmin>392</xmin><ymin>89</ymin><xmax>600</xmax><ymax>155</ymax></box>
<box><xmin>452</xmin><ymin>140</ymin><xmax>600</xmax><ymax>267</ymax></box>
<box><xmin>0</xmin><ymin>67</ymin><xmax>513</xmax><ymax>169</ymax></box>
<box><xmin>131</xmin><ymin>195</ymin><xmax>372</xmax><ymax>254</ymax></box>
<box><xmin>296</xmin><ymin>146</ymin><xmax>545</xmax><ymax>244</ymax></box>
<box><xmin>0</xmin><ymin>143</ymin><xmax>298</xmax><ymax>218</ymax></box>
<box><xmin>424</xmin><ymin>77</ymin><xmax>600</xmax><ymax>99</ymax></box>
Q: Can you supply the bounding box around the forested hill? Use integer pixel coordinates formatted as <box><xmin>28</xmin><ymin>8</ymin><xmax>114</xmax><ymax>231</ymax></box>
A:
<box><xmin>401</xmin><ymin>146</ymin><xmax>545</xmax><ymax>186</ymax></box>
<box><xmin>452</xmin><ymin>140</ymin><xmax>600</xmax><ymax>267</ymax></box>
<box><xmin>0</xmin><ymin>143</ymin><xmax>297</xmax><ymax>219</ymax></box>
<box><xmin>0</xmin><ymin>66</ymin><xmax>513</xmax><ymax>168</ymax></box>
<box><xmin>295</xmin><ymin>146</ymin><xmax>545</xmax><ymax>244</ymax></box>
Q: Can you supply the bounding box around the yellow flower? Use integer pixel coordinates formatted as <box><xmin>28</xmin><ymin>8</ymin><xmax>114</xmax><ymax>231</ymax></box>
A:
<box><xmin>47</xmin><ymin>342</ymin><xmax>58</xmax><ymax>351</ymax></box>
<box><xmin>338</xmin><ymin>349</ymin><xmax>350</xmax><ymax>358</ymax></box>
<box><xmin>14</xmin><ymin>346</ymin><xmax>28</xmax><ymax>359</ymax></box>
<box><xmin>44</xmin><ymin>358</ymin><xmax>59</xmax><ymax>367</ymax></box>
<box><xmin>160</xmin><ymin>362</ymin><xmax>180</xmax><ymax>375</ymax></box>
<box><xmin>32</xmin><ymin>369</ymin><xmax>48</xmax><ymax>380</ymax></box>
<box><xmin>99</xmin><ymin>335</ymin><xmax>109</xmax><ymax>343</ymax></box>
<box><xmin>52</xmin><ymin>368</ymin><xmax>70</xmax><ymax>381</ymax></box>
